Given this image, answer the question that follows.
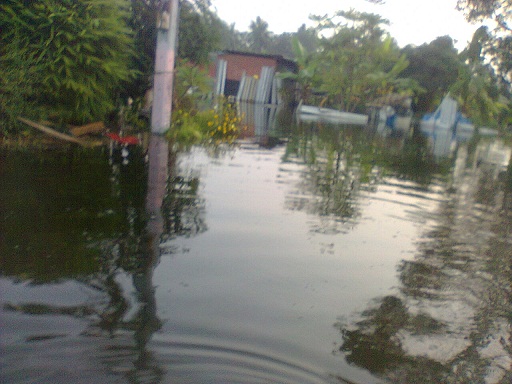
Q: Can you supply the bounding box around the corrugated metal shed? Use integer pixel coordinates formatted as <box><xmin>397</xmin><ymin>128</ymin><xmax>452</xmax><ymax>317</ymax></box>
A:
<box><xmin>211</xmin><ymin>50</ymin><xmax>298</xmax><ymax>105</ymax></box>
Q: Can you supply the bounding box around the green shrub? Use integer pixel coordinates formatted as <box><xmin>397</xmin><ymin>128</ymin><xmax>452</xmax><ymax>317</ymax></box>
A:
<box><xmin>174</xmin><ymin>59</ymin><xmax>213</xmax><ymax>112</ymax></box>
<box><xmin>168</xmin><ymin>110</ymin><xmax>205</xmax><ymax>146</ymax></box>
<box><xmin>168</xmin><ymin>102</ymin><xmax>242</xmax><ymax>147</ymax></box>
<box><xmin>0</xmin><ymin>0</ymin><xmax>136</xmax><ymax>127</ymax></box>
<box><xmin>0</xmin><ymin>34</ymin><xmax>47</xmax><ymax>134</ymax></box>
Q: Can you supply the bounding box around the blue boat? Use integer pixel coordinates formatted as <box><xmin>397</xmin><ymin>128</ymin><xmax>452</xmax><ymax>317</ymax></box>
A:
<box><xmin>420</xmin><ymin>94</ymin><xmax>475</xmax><ymax>157</ymax></box>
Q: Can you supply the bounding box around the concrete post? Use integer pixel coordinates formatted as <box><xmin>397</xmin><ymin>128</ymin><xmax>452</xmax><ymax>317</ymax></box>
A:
<box><xmin>151</xmin><ymin>0</ymin><xmax>179</xmax><ymax>134</ymax></box>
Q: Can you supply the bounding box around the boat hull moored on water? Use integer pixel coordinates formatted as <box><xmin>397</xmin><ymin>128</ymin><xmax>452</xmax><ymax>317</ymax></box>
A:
<box><xmin>297</xmin><ymin>104</ymin><xmax>368</xmax><ymax>125</ymax></box>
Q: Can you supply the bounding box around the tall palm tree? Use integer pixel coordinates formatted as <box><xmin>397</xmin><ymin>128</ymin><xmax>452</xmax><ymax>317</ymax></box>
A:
<box><xmin>248</xmin><ymin>16</ymin><xmax>271</xmax><ymax>53</ymax></box>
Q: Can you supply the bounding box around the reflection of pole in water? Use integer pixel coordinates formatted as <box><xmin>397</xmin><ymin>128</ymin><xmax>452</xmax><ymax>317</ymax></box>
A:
<box><xmin>137</xmin><ymin>135</ymin><xmax>169</xmax><ymax>349</ymax></box>
<box><xmin>129</xmin><ymin>134</ymin><xmax>170</xmax><ymax>377</ymax></box>
<box><xmin>146</xmin><ymin>134</ymin><xmax>169</xmax><ymax>253</ymax></box>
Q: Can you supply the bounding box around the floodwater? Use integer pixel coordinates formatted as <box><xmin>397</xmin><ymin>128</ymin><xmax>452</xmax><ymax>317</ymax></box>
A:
<box><xmin>1</xmin><ymin>116</ymin><xmax>512</xmax><ymax>384</ymax></box>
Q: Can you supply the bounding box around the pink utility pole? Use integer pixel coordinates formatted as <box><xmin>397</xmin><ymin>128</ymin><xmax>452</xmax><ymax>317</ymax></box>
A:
<box><xmin>151</xmin><ymin>0</ymin><xmax>179</xmax><ymax>134</ymax></box>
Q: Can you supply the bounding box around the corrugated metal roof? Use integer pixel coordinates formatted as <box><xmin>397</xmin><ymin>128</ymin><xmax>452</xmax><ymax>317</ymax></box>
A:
<box><xmin>219</xmin><ymin>50</ymin><xmax>298</xmax><ymax>72</ymax></box>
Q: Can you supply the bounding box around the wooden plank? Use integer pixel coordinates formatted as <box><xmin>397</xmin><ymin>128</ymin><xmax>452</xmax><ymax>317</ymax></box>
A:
<box><xmin>18</xmin><ymin>117</ymin><xmax>90</xmax><ymax>146</ymax></box>
<box><xmin>69</xmin><ymin>121</ymin><xmax>106</xmax><ymax>137</ymax></box>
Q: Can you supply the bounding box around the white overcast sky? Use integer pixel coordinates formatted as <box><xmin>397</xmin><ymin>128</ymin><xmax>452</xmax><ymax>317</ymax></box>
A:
<box><xmin>211</xmin><ymin>0</ymin><xmax>481</xmax><ymax>51</ymax></box>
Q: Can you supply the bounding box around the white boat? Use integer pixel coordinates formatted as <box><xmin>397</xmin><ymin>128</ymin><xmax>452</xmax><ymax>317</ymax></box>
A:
<box><xmin>298</xmin><ymin>105</ymin><xmax>368</xmax><ymax>125</ymax></box>
<box><xmin>420</xmin><ymin>95</ymin><xmax>476</xmax><ymax>137</ymax></box>
<box><xmin>420</xmin><ymin>94</ymin><xmax>475</xmax><ymax>157</ymax></box>
<box><xmin>420</xmin><ymin>94</ymin><xmax>459</xmax><ymax>135</ymax></box>
<box><xmin>367</xmin><ymin>93</ymin><xmax>413</xmax><ymax>134</ymax></box>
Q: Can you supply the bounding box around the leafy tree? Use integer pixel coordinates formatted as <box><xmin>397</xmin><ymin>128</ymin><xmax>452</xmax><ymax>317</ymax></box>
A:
<box><xmin>450</xmin><ymin>27</ymin><xmax>505</xmax><ymax>127</ymax></box>
<box><xmin>173</xmin><ymin>59</ymin><xmax>213</xmax><ymax>111</ymax></box>
<box><xmin>126</xmin><ymin>0</ymin><xmax>159</xmax><ymax>99</ymax></box>
<box><xmin>178</xmin><ymin>0</ymin><xmax>223</xmax><ymax>64</ymax></box>
<box><xmin>312</xmin><ymin>10</ymin><xmax>412</xmax><ymax>112</ymax></box>
<box><xmin>267</xmin><ymin>32</ymin><xmax>295</xmax><ymax>58</ymax></box>
<box><xmin>248</xmin><ymin>16</ymin><xmax>272</xmax><ymax>53</ymax></box>
<box><xmin>295</xmin><ymin>24</ymin><xmax>320</xmax><ymax>55</ymax></box>
<box><xmin>216</xmin><ymin>20</ymin><xmax>318</xmax><ymax>60</ymax></box>
<box><xmin>278</xmin><ymin>37</ymin><xmax>319</xmax><ymax>103</ymax></box>
<box><xmin>456</xmin><ymin>0</ymin><xmax>511</xmax><ymax>31</ymax></box>
<box><xmin>364</xmin><ymin>38</ymin><xmax>424</xmax><ymax>98</ymax></box>
<box><xmin>265</xmin><ymin>27</ymin><xmax>320</xmax><ymax>59</ymax></box>
<box><xmin>127</xmin><ymin>0</ymin><xmax>223</xmax><ymax>99</ymax></box>
<box><xmin>218</xmin><ymin>21</ymin><xmax>249</xmax><ymax>51</ymax></box>
<box><xmin>1</xmin><ymin>0</ymin><xmax>135</xmax><ymax>125</ymax></box>
<box><xmin>401</xmin><ymin>36</ymin><xmax>462</xmax><ymax>113</ymax></box>
<box><xmin>457</xmin><ymin>0</ymin><xmax>511</xmax><ymax>88</ymax></box>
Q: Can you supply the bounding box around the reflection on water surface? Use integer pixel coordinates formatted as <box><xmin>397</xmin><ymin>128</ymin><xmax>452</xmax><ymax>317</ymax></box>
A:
<box><xmin>1</xmin><ymin>121</ymin><xmax>511</xmax><ymax>383</ymax></box>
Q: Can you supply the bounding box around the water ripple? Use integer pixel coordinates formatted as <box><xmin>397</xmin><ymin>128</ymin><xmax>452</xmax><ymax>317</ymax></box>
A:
<box><xmin>148</xmin><ymin>338</ymin><xmax>342</xmax><ymax>384</ymax></box>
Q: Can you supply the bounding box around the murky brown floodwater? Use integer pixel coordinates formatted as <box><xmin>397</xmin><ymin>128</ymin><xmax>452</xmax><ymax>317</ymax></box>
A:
<box><xmin>1</xmin><ymin>119</ymin><xmax>511</xmax><ymax>383</ymax></box>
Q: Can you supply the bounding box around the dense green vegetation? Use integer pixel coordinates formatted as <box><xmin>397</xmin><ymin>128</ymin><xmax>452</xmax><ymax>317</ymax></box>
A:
<box><xmin>126</xmin><ymin>0</ymin><xmax>222</xmax><ymax>98</ymax></box>
<box><xmin>1</xmin><ymin>0</ymin><xmax>135</xmax><ymax>127</ymax></box>
<box><xmin>457</xmin><ymin>0</ymin><xmax>511</xmax><ymax>84</ymax></box>
<box><xmin>215</xmin><ymin>2</ymin><xmax>511</xmax><ymax>129</ymax></box>
<box><xmin>1</xmin><ymin>0</ymin><xmax>510</xmax><ymax>136</ymax></box>
<box><xmin>0</xmin><ymin>0</ymin><xmax>223</xmax><ymax>134</ymax></box>
<box><xmin>311</xmin><ymin>11</ymin><xmax>419</xmax><ymax>113</ymax></box>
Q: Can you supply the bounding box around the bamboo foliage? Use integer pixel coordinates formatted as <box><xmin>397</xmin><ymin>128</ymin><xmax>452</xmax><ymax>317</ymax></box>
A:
<box><xmin>0</xmin><ymin>0</ymin><xmax>136</xmax><ymax>125</ymax></box>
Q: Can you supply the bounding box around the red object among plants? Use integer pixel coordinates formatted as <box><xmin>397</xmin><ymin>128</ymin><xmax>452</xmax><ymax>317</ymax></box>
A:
<box><xmin>106</xmin><ymin>132</ymin><xmax>139</xmax><ymax>145</ymax></box>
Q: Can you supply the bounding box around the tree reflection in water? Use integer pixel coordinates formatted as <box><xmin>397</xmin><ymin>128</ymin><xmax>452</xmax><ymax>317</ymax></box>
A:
<box><xmin>1</xmin><ymin>136</ymin><xmax>209</xmax><ymax>383</ymax></box>
<box><xmin>282</xmin><ymin>122</ymin><xmax>443</xmax><ymax>236</ymax></box>
<box><xmin>336</xmin><ymin>141</ymin><xmax>512</xmax><ymax>384</ymax></box>
<box><xmin>282</xmin><ymin>125</ymin><xmax>367</xmax><ymax>234</ymax></box>
<box><xmin>164</xmin><ymin>174</ymin><xmax>207</xmax><ymax>239</ymax></box>
<box><xmin>338</xmin><ymin>296</ymin><xmax>449</xmax><ymax>383</ymax></box>
<box><xmin>94</xmin><ymin>137</ymin><xmax>207</xmax><ymax>382</ymax></box>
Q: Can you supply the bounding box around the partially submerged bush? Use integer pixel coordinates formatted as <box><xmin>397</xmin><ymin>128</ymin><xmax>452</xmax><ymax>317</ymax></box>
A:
<box><xmin>206</xmin><ymin>102</ymin><xmax>241</xmax><ymax>144</ymax></box>
<box><xmin>168</xmin><ymin>102</ymin><xmax>242</xmax><ymax>146</ymax></box>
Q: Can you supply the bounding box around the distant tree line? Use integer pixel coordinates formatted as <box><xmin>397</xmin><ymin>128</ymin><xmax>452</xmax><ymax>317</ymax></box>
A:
<box><xmin>1</xmin><ymin>0</ymin><xmax>510</xmax><ymax>134</ymax></box>
<box><xmin>226</xmin><ymin>7</ymin><xmax>510</xmax><ymax>128</ymax></box>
